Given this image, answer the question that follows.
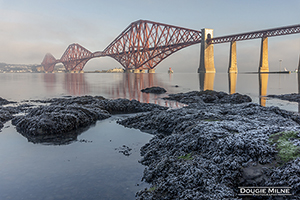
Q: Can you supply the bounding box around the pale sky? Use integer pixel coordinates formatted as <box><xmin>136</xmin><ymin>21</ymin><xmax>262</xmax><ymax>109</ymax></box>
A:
<box><xmin>0</xmin><ymin>0</ymin><xmax>300</xmax><ymax>73</ymax></box>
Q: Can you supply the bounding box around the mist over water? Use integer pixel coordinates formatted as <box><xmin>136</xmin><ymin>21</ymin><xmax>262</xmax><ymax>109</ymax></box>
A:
<box><xmin>0</xmin><ymin>71</ymin><xmax>299</xmax><ymax>200</ymax></box>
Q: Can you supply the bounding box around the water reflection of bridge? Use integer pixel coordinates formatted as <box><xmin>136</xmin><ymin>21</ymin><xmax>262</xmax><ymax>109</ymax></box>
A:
<box><xmin>44</xmin><ymin>73</ymin><xmax>89</xmax><ymax>96</ymax></box>
<box><xmin>106</xmin><ymin>73</ymin><xmax>181</xmax><ymax>108</ymax></box>
<box><xmin>43</xmin><ymin>73</ymin><xmax>181</xmax><ymax>108</ymax></box>
<box><xmin>43</xmin><ymin>72</ymin><xmax>300</xmax><ymax>110</ymax></box>
<box><xmin>199</xmin><ymin>72</ymin><xmax>269</xmax><ymax>106</ymax></box>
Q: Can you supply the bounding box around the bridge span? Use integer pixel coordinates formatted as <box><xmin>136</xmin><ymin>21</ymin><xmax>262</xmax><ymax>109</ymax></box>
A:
<box><xmin>199</xmin><ymin>24</ymin><xmax>300</xmax><ymax>73</ymax></box>
<box><xmin>41</xmin><ymin>20</ymin><xmax>300</xmax><ymax>73</ymax></box>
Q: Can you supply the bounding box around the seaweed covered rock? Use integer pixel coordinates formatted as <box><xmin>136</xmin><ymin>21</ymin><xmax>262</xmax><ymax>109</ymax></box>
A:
<box><xmin>268</xmin><ymin>93</ymin><xmax>300</xmax><ymax>103</ymax></box>
<box><xmin>98</xmin><ymin>98</ymin><xmax>167</xmax><ymax>114</ymax></box>
<box><xmin>12</xmin><ymin>104</ymin><xmax>111</xmax><ymax>144</ymax></box>
<box><xmin>216</xmin><ymin>92</ymin><xmax>252</xmax><ymax>104</ymax></box>
<box><xmin>11</xmin><ymin>96</ymin><xmax>167</xmax><ymax>144</ymax></box>
<box><xmin>163</xmin><ymin>90</ymin><xmax>251</xmax><ymax>105</ymax></box>
<box><xmin>0</xmin><ymin>107</ymin><xmax>17</xmax><ymax>123</ymax></box>
<box><xmin>32</xmin><ymin>96</ymin><xmax>167</xmax><ymax>114</ymax></box>
<box><xmin>119</xmin><ymin>103</ymin><xmax>299</xmax><ymax>135</ymax></box>
<box><xmin>117</xmin><ymin>91</ymin><xmax>300</xmax><ymax>199</ymax></box>
<box><xmin>0</xmin><ymin>97</ymin><xmax>16</xmax><ymax>105</ymax></box>
<box><xmin>0</xmin><ymin>106</ymin><xmax>18</xmax><ymax>130</ymax></box>
<box><xmin>0</xmin><ymin>97</ymin><xmax>19</xmax><ymax>130</ymax></box>
<box><xmin>141</xmin><ymin>86</ymin><xmax>167</xmax><ymax>94</ymax></box>
<box><xmin>265</xmin><ymin>158</ymin><xmax>300</xmax><ymax>194</ymax></box>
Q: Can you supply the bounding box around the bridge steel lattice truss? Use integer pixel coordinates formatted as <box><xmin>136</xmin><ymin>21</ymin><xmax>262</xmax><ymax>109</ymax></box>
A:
<box><xmin>41</xmin><ymin>20</ymin><xmax>300</xmax><ymax>72</ymax></box>
<box><xmin>42</xmin><ymin>20</ymin><xmax>202</xmax><ymax>72</ymax></box>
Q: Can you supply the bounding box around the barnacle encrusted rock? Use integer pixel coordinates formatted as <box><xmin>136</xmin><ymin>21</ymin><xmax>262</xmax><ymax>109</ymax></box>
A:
<box><xmin>118</xmin><ymin>91</ymin><xmax>300</xmax><ymax>199</ymax></box>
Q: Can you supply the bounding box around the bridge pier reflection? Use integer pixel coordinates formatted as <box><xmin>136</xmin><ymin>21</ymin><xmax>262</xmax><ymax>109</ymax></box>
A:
<box><xmin>199</xmin><ymin>72</ymin><xmax>238</xmax><ymax>94</ymax></box>
<box><xmin>43</xmin><ymin>73</ymin><xmax>56</xmax><ymax>92</ymax></box>
<box><xmin>64</xmin><ymin>73</ymin><xmax>89</xmax><ymax>96</ymax></box>
<box><xmin>199</xmin><ymin>72</ymin><xmax>215</xmax><ymax>91</ymax></box>
<box><xmin>199</xmin><ymin>72</ymin><xmax>269</xmax><ymax>107</ymax></box>
<box><xmin>228</xmin><ymin>73</ymin><xmax>237</xmax><ymax>94</ymax></box>
<box><xmin>259</xmin><ymin>73</ymin><xmax>269</xmax><ymax>107</ymax></box>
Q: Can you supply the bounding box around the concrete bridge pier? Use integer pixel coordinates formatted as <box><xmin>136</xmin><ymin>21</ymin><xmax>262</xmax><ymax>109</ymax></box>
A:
<box><xmin>148</xmin><ymin>69</ymin><xmax>155</xmax><ymax>73</ymax></box>
<box><xmin>228</xmin><ymin>41</ymin><xmax>237</xmax><ymax>73</ymax></box>
<box><xmin>259</xmin><ymin>37</ymin><xmax>269</xmax><ymax>73</ymax></box>
<box><xmin>198</xmin><ymin>28</ymin><xmax>215</xmax><ymax>73</ymax></box>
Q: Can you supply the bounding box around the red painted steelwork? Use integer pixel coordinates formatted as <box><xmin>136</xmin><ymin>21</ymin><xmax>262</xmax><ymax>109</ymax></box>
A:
<box><xmin>210</xmin><ymin>24</ymin><xmax>300</xmax><ymax>44</ymax></box>
<box><xmin>103</xmin><ymin>20</ymin><xmax>202</xmax><ymax>70</ymax></box>
<box><xmin>60</xmin><ymin>43</ymin><xmax>93</xmax><ymax>71</ymax></box>
<box><xmin>41</xmin><ymin>20</ymin><xmax>300</xmax><ymax>72</ymax></box>
<box><xmin>41</xmin><ymin>53</ymin><xmax>58</xmax><ymax>72</ymax></box>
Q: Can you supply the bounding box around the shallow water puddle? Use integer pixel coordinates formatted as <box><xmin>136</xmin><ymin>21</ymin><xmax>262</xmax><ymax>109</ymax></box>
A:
<box><xmin>0</xmin><ymin>116</ymin><xmax>152</xmax><ymax>200</ymax></box>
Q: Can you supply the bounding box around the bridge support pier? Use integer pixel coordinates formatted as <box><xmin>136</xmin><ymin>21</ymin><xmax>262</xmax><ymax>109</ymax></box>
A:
<box><xmin>148</xmin><ymin>69</ymin><xmax>155</xmax><ymax>73</ymax></box>
<box><xmin>259</xmin><ymin>37</ymin><xmax>269</xmax><ymax>73</ymax></box>
<box><xmin>198</xmin><ymin>29</ymin><xmax>215</xmax><ymax>73</ymax></box>
<box><xmin>228</xmin><ymin>41</ymin><xmax>237</xmax><ymax>73</ymax></box>
<box><xmin>133</xmin><ymin>69</ymin><xmax>141</xmax><ymax>73</ymax></box>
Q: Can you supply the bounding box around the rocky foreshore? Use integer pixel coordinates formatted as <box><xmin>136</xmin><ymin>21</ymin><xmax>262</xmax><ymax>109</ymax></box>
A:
<box><xmin>1</xmin><ymin>96</ymin><xmax>167</xmax><ymax>144</ymax></box>
<box><xmin>1</xmin><ymin>91</ymin><xmax>300</xmax><ymax>199</ymax></box>
<box><xmin>268</xmin><ymin>93</ymin><xmax>300</xmax><ymax>103</ymax></box>
<box><xmin>118</xmin><ymin>90</ymin><xmax>300</xmax><ymax>199</ymax></box>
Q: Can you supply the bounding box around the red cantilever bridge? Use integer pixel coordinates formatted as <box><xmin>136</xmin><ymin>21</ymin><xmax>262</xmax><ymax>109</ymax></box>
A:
<box><xmin>41</xmin><ymin>20</ymin><xmax>300</xmax><ymax>73</ymax></box>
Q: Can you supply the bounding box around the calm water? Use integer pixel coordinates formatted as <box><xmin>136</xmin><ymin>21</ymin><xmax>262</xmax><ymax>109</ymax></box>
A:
<box><xmin>0</xmin><ymin>72</ymin><xmax>299</xmax><ymax>200</ymax></box>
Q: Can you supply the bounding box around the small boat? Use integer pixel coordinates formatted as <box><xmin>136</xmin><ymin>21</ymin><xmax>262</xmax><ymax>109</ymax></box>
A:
<box><xmin>168</xmin><ymin>67</ymin><xmax>174</xmax><ymax>74</ymax></box>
